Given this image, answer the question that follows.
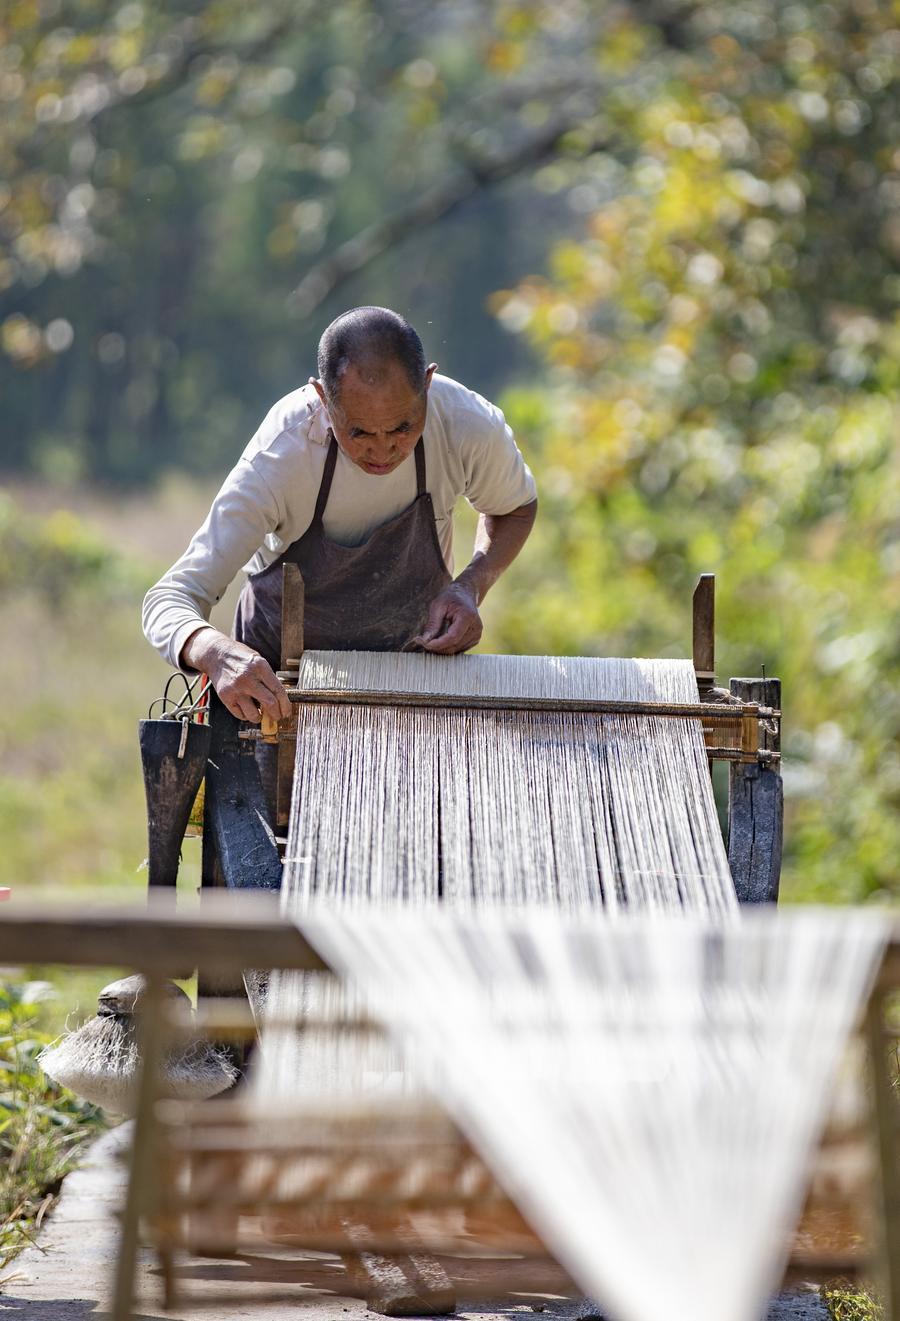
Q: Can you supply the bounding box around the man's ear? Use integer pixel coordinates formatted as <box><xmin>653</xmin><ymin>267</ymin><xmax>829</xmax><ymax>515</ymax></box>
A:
<box><xmin>424</xmin><ymin>363</ymin><xmax>438</xmax><ymax>392</ymax></box>
<box><xmin>310</xmin><ymin>377</ymin><xmax>328</xmax><ymax>408</ymax></box>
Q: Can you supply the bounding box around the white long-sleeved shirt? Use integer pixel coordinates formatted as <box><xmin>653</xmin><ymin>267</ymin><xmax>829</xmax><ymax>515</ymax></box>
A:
<box><xmin>142</xmin><ymin>374</ymin><xmax>537</xmax><ymax>669</ymax></box>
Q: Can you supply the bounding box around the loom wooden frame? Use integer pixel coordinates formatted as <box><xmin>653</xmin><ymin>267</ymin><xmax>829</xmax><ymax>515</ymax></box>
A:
<box><xmin>180</xmin><ymin>569</ymin><xmax>790</xmax><ymax>1307</ymax></box>
<box><xmin>0</xmin><ymin>898</ymin><xmax>896</xmax><ymax>1321</ymax></box>
<box><xmin>113</xmin><ymin>570</ymin><xmax>794</xmax><ymax>1313</ymax></box>
<box><xmin>197</xmin><ymin>571</ymin><xmax>784</xmax><ymax>907</ymax></box>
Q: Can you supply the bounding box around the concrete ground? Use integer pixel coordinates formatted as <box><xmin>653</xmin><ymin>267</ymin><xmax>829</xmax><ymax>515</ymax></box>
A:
<box><xmin>1</xmin><ymin>1127</ymin><xmax>831</xmax><ymax>1321</ymax></box>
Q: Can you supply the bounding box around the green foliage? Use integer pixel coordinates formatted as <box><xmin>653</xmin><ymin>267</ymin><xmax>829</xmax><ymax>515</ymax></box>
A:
<box><xmin>0</xmin><ymin>494</ymin><xmax>148</xmax><ymax>604</ymax></box>
<box><xmin>0</xmin><ymin>499</ymin><xmax>188</xmax><ymax>895</ymax></box>
<box><xmin>0</xmin><ymin>981</ymin><xmax>104</xmax><ymax>1268</ymax></box>
<box><xmin>1</xmin><ymin>1</ymin><xmax>899</xmax><ymax>909</ymax></box>
<box><xmin>485</xmin><ymin>0</ymin><xmax>900</xmax><ymax>904</ymax></box>
<box><xmin>822</xmin><ymin>1282</ymin><xmax>883</xmax><ymax>1321</ymax></box>
<box><xmin>0</xmin><ymin>0</ymin><xmax>563</xmax><ymax>482</ymax></box>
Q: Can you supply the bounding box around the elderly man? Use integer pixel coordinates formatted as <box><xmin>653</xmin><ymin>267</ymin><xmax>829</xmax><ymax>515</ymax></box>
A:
<box><xmin>143</xmin><ymin>306</ymin><xmax>537</xmax><ymax>724</ymax></box>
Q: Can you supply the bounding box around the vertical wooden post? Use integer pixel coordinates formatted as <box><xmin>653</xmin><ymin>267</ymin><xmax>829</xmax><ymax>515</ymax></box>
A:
<box><xmin>139</xmin><ymin>719</ymin><xmax>210</xmax><ymax>891</ymax></box>
<box><xmin>198</xmin><ymin>692</ymin><xmax>279</xmax><ymax>1065</ymax></box>
<box><xmin>865</xmin><ymin>981</ymin><xmax>900</xmax><ymax>1321</ymax></box>
<box><xmin>727</xmin><ymin>676</ymin><xmax>783</xmax><ymax>903</ymax></box>
<box><xmin>276</xmin><ymin>564</ymin><xmax>305</xmax><ymax>833</ymax></box>
<box><xmin>201</xmin><ymin>693</ymin><xmax>281</xmax><ymax>894</ymax></box>
<box><xmin>281</xmin><ymin>563</ymin><xmax>305</xmax><ymax>670</ymax></box>
<box><xmin>198</xmin><ymin>696</ymin><xmax>238</xmax><ymax>1009</ymax></box>
<box><xmin>692</xmin><ymin>574</ymin><xmax>715</xmax><ymax>697</ymax></box>
<box><xmin>111</xmin><ymin>974</ymin><xmax>167</xmax><ymax>1321</ymax></box>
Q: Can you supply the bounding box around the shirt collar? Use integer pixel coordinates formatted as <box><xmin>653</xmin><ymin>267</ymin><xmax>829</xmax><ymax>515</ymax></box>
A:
<box><xmin>303</xmin><ymin>385</ymin><xmax>333</xmax><ymax>447</ymax></box>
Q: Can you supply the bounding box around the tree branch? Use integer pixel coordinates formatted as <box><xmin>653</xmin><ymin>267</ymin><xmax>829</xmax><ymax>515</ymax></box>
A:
<box><xmin>83</xmin><ymin>13</ymin><xmax>300</xmax><ymax>127</ymax></box>
<box><xmin>640</xmin><ymin>1</ymin><xmax>702</xmax><ymax>51</ymax></box>
<box><xmin>284</xmin><ymin>0</ymin><xmax>703</xmax><ymax>317</ymax></box>
<box><xmin>287</xmin><ymin>112</ymin><xmax>610</xmax><ymax>315</ymax></box>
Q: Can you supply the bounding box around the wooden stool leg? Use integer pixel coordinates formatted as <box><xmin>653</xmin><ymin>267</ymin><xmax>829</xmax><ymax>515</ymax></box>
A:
<box><xmin>341</xmin><ymin>1249</ymin><xmax>456</xmax><ymax>1317</ymax></box>
<box><xmin>185</xmin><ymin>1152</ymin><xmax>241</xmax><ymax>1258</ymax></box>
<box><xmin>158</xmin><ymin>1242</ymin><xmax>176</xmax><ymax>1312</ymax></box>
<box><xmin>866</xmin><ymin>986</ymin><xmax>900</xmax><ymax>1321</ymax></box>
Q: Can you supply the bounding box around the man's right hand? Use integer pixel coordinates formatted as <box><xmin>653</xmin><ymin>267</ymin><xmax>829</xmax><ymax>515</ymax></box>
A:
<box><xmin>180</xmin><ymin>627</ymin><xmax>292</xmax><ymax>725</ymax></box>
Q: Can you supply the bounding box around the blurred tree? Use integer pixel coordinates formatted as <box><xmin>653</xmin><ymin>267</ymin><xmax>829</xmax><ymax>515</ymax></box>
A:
<box><xmin>0</xmin><ymin>0</ymin><xmax>622</xmax><ymax>481</ymax></box>
<box><xmin>2</xmin><ymin>0</ymin><xmax>899</xmax><ymax>901</ymax></box>
<box><xmin>483</xmin><ymin>0</ymin><xmax>900</xmax><ymax>903</ymax></box>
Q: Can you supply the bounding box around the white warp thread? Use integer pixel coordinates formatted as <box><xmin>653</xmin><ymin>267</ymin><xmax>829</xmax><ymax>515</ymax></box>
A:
<box><xmin>286</xmin><ymin>652</ymin><xmax>735</xmax><ymax>915</ymax></box>
<box><xmin>301</xmin><ymin>905</ymin><xmax>889</xmax><ymax>1321</ymax></box>
<box><xmin>296</xmin><ymin>651</ymin><xmax>697</xmax><ymax>703</ymax></box>
<box><xmin>252</xmin><ymin>651</ymin><xmax>888</xmax><ymax>1321</ymax></box>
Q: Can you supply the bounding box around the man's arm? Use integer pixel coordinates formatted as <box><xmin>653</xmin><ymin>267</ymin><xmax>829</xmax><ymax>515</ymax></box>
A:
<box><xmin>180</xmin><ymin>627</ymin><xmax>292</xmax><ymax>723</ymax></box>
<box><xmin>413</xmin><ymin>498</ymin><xmax>537</xmax><ymax>654</ymax></box>
<box><xmin>142</xmin><ymin>453</ymin><xmax>293</xmax><ymax>725</ymax></box>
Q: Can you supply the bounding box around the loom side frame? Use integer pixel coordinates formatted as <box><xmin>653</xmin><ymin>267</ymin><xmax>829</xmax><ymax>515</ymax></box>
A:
<box><xmin>198</xmin><ymin>567</ymin><xmax>294</xmax><ymax>896</ymax></box>
<box><xmin>727</xmin><ymin>675</ymin><xmax>783</xmax><ymax>904</ymax></box>
<box><xmin>691</xmin><ymin>574</ymin><xmax>783</xmax><ymax>903</ymax></box>
<box><xmin>198</xmin><ymin>688</ymin><xmax>281</xmax><ymax>1032</ymax></box>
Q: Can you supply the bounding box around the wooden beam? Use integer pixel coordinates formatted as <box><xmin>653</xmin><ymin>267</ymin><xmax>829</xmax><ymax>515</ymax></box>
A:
<box><xmin>284</xmin><ymin>691</ymin><xmax>767</xmax><ymax>719</ymax></box>
<box><xmin>727</xmin><ymin>676</ymin><xmax>783</xmax><ymax>904</ymax></box>
<box><xmin>0</xmin><ymin>894</ymin><xmax>327</xmax><ymax>974</ymax></box>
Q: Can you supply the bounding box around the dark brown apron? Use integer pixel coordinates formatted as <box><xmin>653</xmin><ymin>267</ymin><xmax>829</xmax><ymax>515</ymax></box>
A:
<box><xmin>233</xmin><ymin>434</ymin><xmax>451</xmax><ymax>665</ymax></box>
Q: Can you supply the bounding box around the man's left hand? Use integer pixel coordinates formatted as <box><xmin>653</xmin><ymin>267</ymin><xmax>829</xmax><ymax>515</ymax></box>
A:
<box><xmin>412</xmin><ymin>582</ymin><xmax>482</xmax><ymax>654</ymax></box>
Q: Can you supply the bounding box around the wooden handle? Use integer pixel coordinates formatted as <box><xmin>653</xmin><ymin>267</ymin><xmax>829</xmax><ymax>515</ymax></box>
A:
<box><xmin>260</xmin><ymin>713</ymin><xmax>280</xmax><ymax>742</ymax></box>
<box><xmin>692</xmin><ymin>573</ymin><xmax>715</xmax><ymax>690</ymax></box>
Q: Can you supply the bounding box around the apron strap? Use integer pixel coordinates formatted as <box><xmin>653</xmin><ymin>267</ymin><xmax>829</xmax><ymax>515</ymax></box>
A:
<box><xmin>414</xmin><ymin>437</ymin><xmax>427</xmax><ymax>496</ymax></box>
<box><xmin>313</xmin><ymin>435</ymin><xmax>339</xmax><ymax>526</ymax></box>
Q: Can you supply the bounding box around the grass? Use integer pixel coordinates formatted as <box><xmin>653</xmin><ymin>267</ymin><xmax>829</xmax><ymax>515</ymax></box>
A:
<box><xmin>822</xmin><ymin>1282</ymin><xmax>883</xmax><ymax>1321</ymax></box>
<box><xmin>0</xmin><ymin>484</ymin><xmax>208</xmax><ymax>898</ymax></box>
<box><xmin>0</xmin><ymin>980</ymin><xmax>105</xmax><ymax>1272</ymax></box>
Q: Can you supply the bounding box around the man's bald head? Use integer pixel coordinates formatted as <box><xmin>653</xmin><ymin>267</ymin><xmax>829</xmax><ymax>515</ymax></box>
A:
<box><xmin>317</xmin><ymin>306</ymin><xmax>427</xmax><ymax>402</ymax></box>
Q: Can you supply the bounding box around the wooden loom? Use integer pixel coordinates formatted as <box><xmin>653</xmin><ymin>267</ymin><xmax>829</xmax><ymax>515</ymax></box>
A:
<box><xmin>173</xmin><ymin>571</ymin><xmax>797</xmax><ymax>1314</ymax></box>
<box><xmin>25</xmin><ymin>571</ymin><xmax>891</xmax><ymax>1318</ymax></box>
<box><xmin>196</xmin><ymin>570</ymin><xmax>784</xmax><ymax>914</ymax></box>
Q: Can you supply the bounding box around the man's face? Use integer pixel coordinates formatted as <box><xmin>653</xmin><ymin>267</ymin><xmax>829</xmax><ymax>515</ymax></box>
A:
<box><xmin>312</xmin><ymin>361</ymin><xmax>436</xmax><ymax>476</ymax></box>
